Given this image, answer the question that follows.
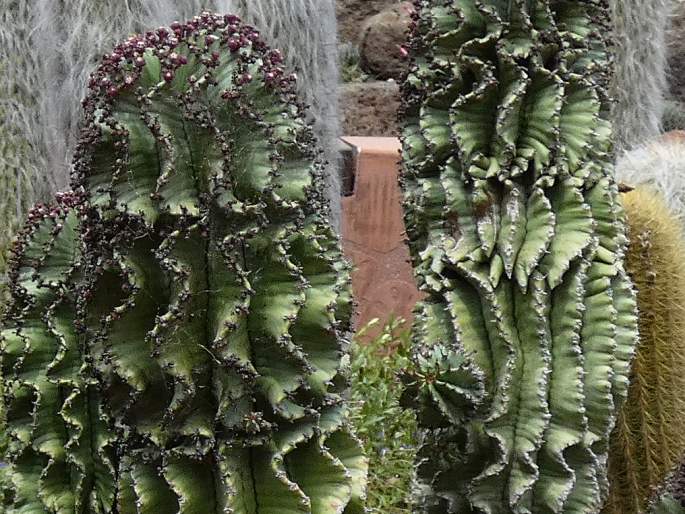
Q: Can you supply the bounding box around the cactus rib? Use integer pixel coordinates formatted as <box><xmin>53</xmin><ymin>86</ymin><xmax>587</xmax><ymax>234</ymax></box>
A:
<box><xmin>400</xmin><ymin>1</ymin><xmax>638</xmax><ymax>513</ymax></box>
<box><xmin>1</xmin><ymin>13</ymin><xmax>366</xmax><ymax>513</ymax></box>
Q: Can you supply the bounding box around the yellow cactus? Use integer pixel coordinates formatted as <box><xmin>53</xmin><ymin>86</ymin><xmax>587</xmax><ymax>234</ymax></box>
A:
<box><xmin>606</xmin><ymin>187</ymin><xmax>685</xmax><ymax>514</ymax></box>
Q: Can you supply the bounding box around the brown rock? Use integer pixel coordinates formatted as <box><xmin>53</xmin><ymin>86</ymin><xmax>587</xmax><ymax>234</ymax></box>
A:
<box><xmin>336</xmin><ymin>0</ymin><xmax>399</xmax><ymax>44</ymax></box>
<box><xmin>340</xmin><ymin>81</ymin><xmax>401</xmax><ymax>137</ymax></box>
<box><xmin>359</xmin><ymin>2</ymin><xmax>413</xmax><ymax>80</ymax></box>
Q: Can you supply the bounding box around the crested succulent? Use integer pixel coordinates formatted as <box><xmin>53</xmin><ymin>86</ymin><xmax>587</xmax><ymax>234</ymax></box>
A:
<box><xmin>0</xmin><ymin>13</ymin><xmax>365</xmax><ymax>513</ymax></box>
<box><xmin>0</xmin><ymin>0</ymin><xmax>342</xmax><ymax>252</ymax></box>
<box><xmin>399</xmin><ymin>1</ymin><xmax>638</xmax><ymax>512</ymax></box>
<box><xmin>605</xmin><ymin>188</ymin><xmax>685</xmax><ymax>514</ymax></box>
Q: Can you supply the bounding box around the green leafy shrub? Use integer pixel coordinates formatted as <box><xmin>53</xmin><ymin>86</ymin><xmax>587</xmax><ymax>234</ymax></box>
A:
<box><xmin>662</xmin><ymin>100</ymin><xmax>685</xmax><ymax>133</ymax></box>
<box><xmin>339</xmin><ymin>44</ymin><xmax>371</xmax><ymax>84</ymax></box>
<box><xmin>0</xmin><ymin>13</ymin><xmax>365</xmax><ymax>513</ymax></box>
<box><xmin>349</xmin><ymin>318</ymin><xmax>416</xmax><ymax>514</ymax></box>
<box><xmin>651</xmin><ymin>495</ymin><xmax>685</xmax><ymax>514</ymax></box>
<box><xmin>648</xmin><ymin>461</ymin><xmax>685</xmax><ymax>514</ymax></box>
<box><xmin>399</xmin><ymin>1</ymin><xmax>639</xmax><ymax>512</ymax></box>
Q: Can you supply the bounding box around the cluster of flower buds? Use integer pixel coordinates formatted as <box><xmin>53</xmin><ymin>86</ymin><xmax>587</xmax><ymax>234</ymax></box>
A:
<box><xmin>83</xmin><ymin>11</ymin><xmax>296</xmax><ymax>108</ymax></box>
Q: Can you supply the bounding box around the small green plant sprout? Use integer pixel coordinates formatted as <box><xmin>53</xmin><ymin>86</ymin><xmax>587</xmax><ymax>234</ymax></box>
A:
<box><xmin>350</xmin><ymin>317</ymin><xmax>416</xmax><ymax>514</ymax></box>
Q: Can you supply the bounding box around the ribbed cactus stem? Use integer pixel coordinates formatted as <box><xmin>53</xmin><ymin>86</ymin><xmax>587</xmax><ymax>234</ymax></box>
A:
<box><xmin>0</xmin><ymin>0</ymin><xmax>342</xmax><ymax>232</ymax></box>
<box><xmin>606</xmin><ymin>187</ymin><xmax>685</xmax><ymax>514</ymax></box>
<box><xmin>1</xmin><ymin>13</ymin><xmax>365</xmax><ymax>513</ymax></box>
<box><xmin>400</xmin><ymin>1</ymin><xmax>639</xmax><ymax>512</ymax></box>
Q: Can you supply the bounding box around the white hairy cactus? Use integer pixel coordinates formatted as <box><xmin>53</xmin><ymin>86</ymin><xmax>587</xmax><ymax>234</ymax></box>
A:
<box><xmin>616</xmin><ymin>138</ymin><xmax>685</xmax><ymax>226</ymax></box>
<box><xmin>610</xmin><ymin>0</ymin><xmax>674</xmax><ymax>152</ymax></box>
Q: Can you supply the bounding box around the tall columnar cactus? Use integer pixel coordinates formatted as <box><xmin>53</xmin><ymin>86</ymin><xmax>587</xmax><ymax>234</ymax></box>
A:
<box><xmin>609</xmin><ymin>0</ymin><xmax>672</xmax><ymax>152</ymax></box>
<box><xmin>0</xmin><ymin>13</ymin><xmax>365</xmax><ymax>513</ymax></box>
<box><xmin>399</xmin><ymin>1</ymin><xmax>639</xmax><ymax>512</ymax></box>
<box><xmin>605</xmin><ymin>187</ymin><xmax>685</xmax><ymax>514</ymax></box>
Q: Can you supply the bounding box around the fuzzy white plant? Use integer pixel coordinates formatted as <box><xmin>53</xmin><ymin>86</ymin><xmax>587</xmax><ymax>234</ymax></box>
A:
<box><xmin>616</xmin><ymin>138</ymin><xmax>685</xmax><ymax>225</ymax></box>
<box><xmin>610</xmin><ymin>0</ymin><xmax>674</xmax><ymax>152</ymax></box>
<box><xmin>0</xmin><ymin>0</ymin><xmax>342</xmax><ymax>232</ymax></box>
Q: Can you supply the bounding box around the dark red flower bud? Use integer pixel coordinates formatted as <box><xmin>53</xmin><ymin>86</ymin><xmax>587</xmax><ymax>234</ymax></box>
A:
<box><xmin>269</xmin><ymin>49</ymin><xmax>284</xmax><ymax>64</ymax></box>
<box><xmin>228</xmin><ymin>38</ymin><xmax>241</xmax><ymax>52</ymax></box>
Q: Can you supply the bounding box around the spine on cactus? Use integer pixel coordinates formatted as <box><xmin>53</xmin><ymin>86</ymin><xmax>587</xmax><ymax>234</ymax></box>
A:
<box><xmin>0</xmin><ymin>12</ymin><xmax>366</xmax><ymax>513</ymax></box>
<box><xmin>399</xmin><ymin>1</ymin><xmax>638</xmax><ymax>512</ymax></box>
<box><xmin>605</xmin><ymin>187</ymin><xmax>685</xmax><ymax>514</ymax></box>
<box><xmin>650</xmin><ymin>496</ymin><xmax>685</xmax><ymax>514</ymax></box>
<box><xmin>651</xmin><ymin>493</ymin><xmax>685</xmax><ymax>512</ymax></box>
<box><xmin>235</xmin><ymin>0</ymin><xmax>343</xmax><ymax>229</ymax></box>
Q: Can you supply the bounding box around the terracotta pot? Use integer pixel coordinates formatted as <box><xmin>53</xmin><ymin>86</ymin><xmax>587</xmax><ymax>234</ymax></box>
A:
<box><xmin>659</xmin><ymin>129</ymin><xmax>685</xmax><ymax>143</ymax></box>
<box><xmin>341</xmin><ymin>137</ymin><xmax>423</xmax><ymax>339</ymax></box>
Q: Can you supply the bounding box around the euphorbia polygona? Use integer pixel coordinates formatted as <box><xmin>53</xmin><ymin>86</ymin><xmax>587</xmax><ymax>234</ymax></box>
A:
<box><xmin>0</xmin><ymin>13</ymin><xmax>366</xmax><ymax>513</ymax></box>
<box><xmin>400</xmin><ymin>1</ymin><xmax>639</xmax><ymax>513</ymax></box>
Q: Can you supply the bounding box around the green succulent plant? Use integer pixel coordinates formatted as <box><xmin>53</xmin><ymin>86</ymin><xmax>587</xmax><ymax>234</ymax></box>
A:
<box><xmin>648</xmin><ymin>461</ymin><xmax>685</xmax><ymax>514</ymax></box>
<box><xmin>0</xmin><ymin>13</ymin><xmax>366</xmax><ymax>513</ymax></box>
<box><xmin>662</xmin><ymin>99</ymin><xmax>685</xmax><ymax>133</ymax></box>
<box><xmin>399</xmin><ymin>1</ymin><xmax>638</xmax><ymax>512</ymax></box>
<box><xmin>651</xmin><ymin>495</ymin><xmax>685</xmax><ymax>514</ymax></box>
